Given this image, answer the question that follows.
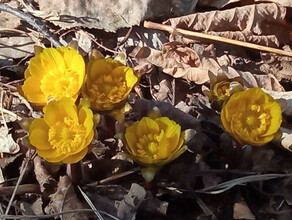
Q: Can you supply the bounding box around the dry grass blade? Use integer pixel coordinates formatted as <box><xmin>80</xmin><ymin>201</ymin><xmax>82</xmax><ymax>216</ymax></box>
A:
<box><xmin>77</xmin><ymin>186</ymin><xmax>105</xmax><ymax>220</ymax></box>
<box><xmin>0</xmin><ymin>209</ymin><xmax>108</xmax><ymax>219</ymax></box>
<box><xmin>144</xmin><ymin>21</ymin><xmax>292</xmax><ymax>58</ymax></box>
<box><xmin>86</xmin><ymin>167</ymin><xmax>139</xmax><ymax>186</ymax></box>
<box><xmin>4</xmin><ymin>153</ymin><xmax>32</xmax><ymax>214</ymax></box>
<box><xmin>195</xmin><ymin>174</ymin><xmax>290</xmax><ymax>194</ymax></box>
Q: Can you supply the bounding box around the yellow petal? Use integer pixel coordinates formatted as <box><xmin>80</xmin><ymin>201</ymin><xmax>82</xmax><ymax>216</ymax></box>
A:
<box><xmin>137</xmin><ymin>117</ymin><xmax>159</xmax><ymax>137</ymax></box>
<box><xmin>262</xmin><ymin>102</ymin><xmax>282</xmax><ymax>136</ymax></box>
<box><xmin>57</xmin><ymin>47</ymin><xmax>85</xmax><ymax>85</ymax></box>
<box><xmin>40</xmin><ymin>48</ymin><xmax>65</xmax><ymax>72</ymax></box>
<box><xmin>125</xmin><ymin>67</ymin><xmax>138</xmax><ymax>88</ymax></box>
<box><xmin>43</xmin><ymin>154</ymin><xmax>68</xmax><ymax>163</ymax></box>
<box><xmin>78</xmin><ymin>107</ymin><xmax>94</xmax><ymax>137</ymax></box>
<box><xmin>44</xmin><ymin>98</ymin><xmax>78</xmax><ymax>126</ymax></box>
<box><xmin>84</xmin><ymin>130</ymin><xmax>94</xmax><ymax>148</ymax></box>
<box><xmin>29</xmin><ymin>119</ymin><xmax>51</xmax><ymax>150</ymax></box>
<box><xmin>36</xmin><ymin>148</ymin><xmax>64</xmax><ymax>159</ymax></box>
<box><xmin>24</xmin><ymin>68</ymin><xmax>31</xmax><ymax>78</ymax></box>
<box><xmin>62</xmin><ymin>148</ymin><xmax>88</xmax><ymax>164</ymax></box>
<box><xmin>22</xmin><ymin>77</ymin><xmax>46</xmax><ymax>105</ymax></box>
<box><xmin>88</xmin><ymin>59</ymin><xmax>112</xmax><ymax>81</ymax></box>
<box><xmin>28</xmin><ymin>56</ymin><xmax>47</xmax><ymax>79</ymax></box>
<box><xmin>125</xmin><ymin>122</ymin><xmax>139</xmax><ymax>155</ymax></box>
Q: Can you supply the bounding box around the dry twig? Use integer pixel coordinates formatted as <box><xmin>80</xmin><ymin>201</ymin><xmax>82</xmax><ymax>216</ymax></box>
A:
<box><xmin>0</xmin><ymin>3</ymin><xmax>61</xmax><ymax>47</ymax></box>
<box><xmin>144</xmin><ymin>21</ymin><xmax>292</xmax><ymax>58</ymax></box>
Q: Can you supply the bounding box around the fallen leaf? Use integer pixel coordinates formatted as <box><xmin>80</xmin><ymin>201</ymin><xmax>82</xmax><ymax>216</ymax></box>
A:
<box><xmin>33</xmin><ymin>156</ymin><xmax>57</xmax><ymax>195</ymax></box>
<box><xmin>198</xmin><ymin>0</ymin><xmax>292</xmax><ymax>9</ymax></box>
<box><xmin>164</xmin><ymin>3</ymin><xmax>288</xmax><ymax>47</ymax></box>
<box><xmin>277</xmin><ymin>128</ymin><xmax>292</xmax><ymax>153</ymax></box>
<box><xmin>0</xmin><ymin>153</ymin><xmax>22</xmax><ymax>169</ymax></box>
<box><xmin>115</xmin><ymin>183</ymin><xmax>146</xmax><ymax>220</ymax></box>
<box><xmin>133</xmin><ymin>41</ymin><xmax>211</xmax><ymax>84</ymax></box>
<box><xmin>133</xmin><ymin>42</ymin><xmax>284</xmax><ymax>91</ymax></box>
<box><xmin>46</xmin><ymin>175</ymin><xmax>89</xmax><ymax>220</ymax></box>
<box><xmin>233</xmin><ymin>201</ymin><xmax>256</xmax><ymax>220</ymax></box>
<box><xmin>0</xmin><ymin>126</ymin><xmax>19</xmax><ymax>154</ymax></box>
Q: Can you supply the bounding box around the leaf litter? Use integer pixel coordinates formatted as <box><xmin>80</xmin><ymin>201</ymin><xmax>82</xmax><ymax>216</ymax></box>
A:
<box><xmin>1</xmin><ymin>0</ymin><xmax>292</xmax><ymax>219</ymax></box>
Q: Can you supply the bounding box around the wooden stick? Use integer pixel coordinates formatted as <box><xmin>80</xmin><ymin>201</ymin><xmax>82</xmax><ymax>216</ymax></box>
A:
<box><xmin>144</xmin><ymin>21</ymin><xmax>292</xmax><ymax>58</ymax></box>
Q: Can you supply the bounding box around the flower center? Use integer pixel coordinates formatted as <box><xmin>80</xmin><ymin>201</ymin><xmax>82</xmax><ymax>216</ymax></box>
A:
<box><xmin>88</xmin><ymin>75</ymin><xmax>127</xmax><ymax>104</ymax></box>
<box><xmin>218</xmin><ymin>85</ymin><xmax>230</xmax><ymax>97</ymax></box>
<box><xmin>136</xmin><ymin>132</ymin><xmax>163</xmax><ymax>159</ymax></box>
<box><xmin>214</xmin><ymin>82</ymin><xmax>230</xmax><ymax>101</ymax></box>
<box><xmin>48</xmin><ymin>117</ymin><xmax>86</xmax><ymax>155</ymax></box>
<box><xmin>40</xmin><ymin>69</ymin><xmax>80</xmax><ymax>101</ymax></box>
<box><xmin>233</xmin><ymin>104</ymin><xmax>271</xmax><ymax>135</ymax></box>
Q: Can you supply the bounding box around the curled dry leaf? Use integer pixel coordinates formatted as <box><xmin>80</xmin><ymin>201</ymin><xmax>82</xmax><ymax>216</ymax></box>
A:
<box><xmin>0</xmin><ymin>126</ymin><xmax>19</xmax><ymax>154</ymax></box>
<box><xmin>33</xmin><ymin>156</ymin><xmax>57</xmax><ymax>195</ymax></box>
<box><xmin>115</xmin><ymin>183</ymin><xmax>146</xmax><ymax>220</ymax></box>
<box><xmin>233</xmin><ymin>201</ymin><xmax>256</xmax><ymax>220</ymax></box>
<box><xmin>260</xmin><ymin>53</ymin><xmax>292</xmax><ymax>81</ymax></box>
<box><xmin>164</xmin><ymin>3</ymin><xmax>288</xmax><ymax>47</ymax></box>
<box><xmin>47</xmin><ymin>175</ymin><xmax>88</xmax><ymax>220</ymax></box>
<box><xmin>198</xmin><ymin>0</ymin><xmax>292</xmax><ymax>9</ymax></box>
<box><xmin>276</xmin><ymin>128</ymin><xmax>292</xmax><ymax>153</ymax></box>
<box><xmin>134</xmin><ymin>42</ymin><xmax>284</xmax><ymax>91</ymax></box>
<box><xmin>133</xmin><ymin>41</ymin><xmax>211</xmax><ymax>84</ymax></box>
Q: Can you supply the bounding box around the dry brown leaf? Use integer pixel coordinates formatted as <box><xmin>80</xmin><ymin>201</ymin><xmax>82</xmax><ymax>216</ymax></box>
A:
<box><xmin>233</xmin><ymin>201</ymin><xmax>256</xmax><ymax>220</ymax></box>
<box><xmin>198</xmin><ymin>0</ymin><xmax>292</xmax><ymax>8</ymax></box>
<box><xmin>0</xmin><ymin>126</ymin><xmax>19</xmax><ymax>154</ymax></box>
<box><xmin>46</xmin><ymin>175</ymin><xmax>88</xmax><ymax>220</ymax></box>
<box><xmin>33</xmin><ymin>156</ymin><xmax>57</xmax><ymax>195</ymax></box>
<box><xmin>133</xmin><ymin>41</ymin><xmax>211</xmax><ymax>84</ymax></box>
<box><xmin>133</xmin><ymin>42</ymin><xmax>284</xmax><ymax>91</ymax></box>
<box><xmin>0</xmin><ymin>2</ymin><xmax>21</xmax><ymax>29</ymax></box>
<box><xmin>0</xmin><ymin>168</ymin><xmax>4</xmax><ymax>184</ymax></box>
<box><xmin>260</xmin><ymin>53</ymin><xmax>292</xmax><ymax>81</ymax></box>
<box><xmin>0</xmin><ymin>153</ymin><xmax>22</xmax><ymax>169</ymax></box>
<box><xmin>276</xmin><ymin>128</ymin><xmax>292</xmax><ymax>153</ymax></box>
<box><xmin>35</xmin><ymin>0</ymin><xmax>198</xmax><ymax>32</ymax></box>
<box><xmin>164</xmin><ymin>3</ymin><xmax>288</xmax><ymax>47</ymax></box>
<box><xmin>115</xmin><ymin>183</ymin><xmax>146</xmax><ymax>220</ymax></box>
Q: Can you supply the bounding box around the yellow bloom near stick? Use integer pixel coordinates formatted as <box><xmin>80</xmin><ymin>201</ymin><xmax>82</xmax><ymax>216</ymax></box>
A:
<box><xmin>221</xmin><ymin>87</ymin><xmax>282</xmax><ymax>146</ymax></box>
<box><xmin>22</xmin><ymin>47</ymin><xmax>85</xmax><ymax>106</ymax></box>
<box><xmin>82</xmin><ymin>57</ymin><xmax>138</xmax><ymax>111</ymax></box>
<box><xmin>29</xmin><ymin>98</ymin><xmax>95</xmax><ymax>164</ymax></box>
<box><xmin>123</xmin><ymin>110</ymin><xmax>187</xmax><ymax>182</ymax></box>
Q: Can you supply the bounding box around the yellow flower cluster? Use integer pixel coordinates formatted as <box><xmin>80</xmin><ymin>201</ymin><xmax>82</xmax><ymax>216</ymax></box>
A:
<box><xmin>221</xmin><ymin>87</ymin><xmax>282</xmax><ymax>146</ymax></box>
<box><xmin>23</xmin><ymin>46</ymin><xmax>138</xmax><ymax>164</ymax></box>
<box><xmin>123</xmin><ymin>111</ymin><xmax>187</xmax><ymax>182</ymax></box>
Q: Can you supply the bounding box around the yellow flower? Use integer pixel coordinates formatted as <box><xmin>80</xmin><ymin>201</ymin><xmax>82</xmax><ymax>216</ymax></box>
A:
<box><xmin>204</xmin><ymin>80</ymin><xmax>244</xmax><ymax>103</ymax></box>
<box><xmin>82</xmin><ymin>57</ymin><xmax>138</xmax><ymax>111</ymax></box>
<box><xmin>29</xmin><ymin>98</ymin><xmax>94</xmax><ymax>164</ymax></box>
<box><xmin>123</xmin><ymin>111</ymin><xmax>186</xmax><ymax>182</ymax></box>
<box><xmin>221</xmin><ymin>87</ymin><xmax>282</xmax><ymax>146</ymax></box>
<box><xmin>22</xmin><ymin>47</ymin><xmax>85</xmax><ymax>106</ymax></box>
